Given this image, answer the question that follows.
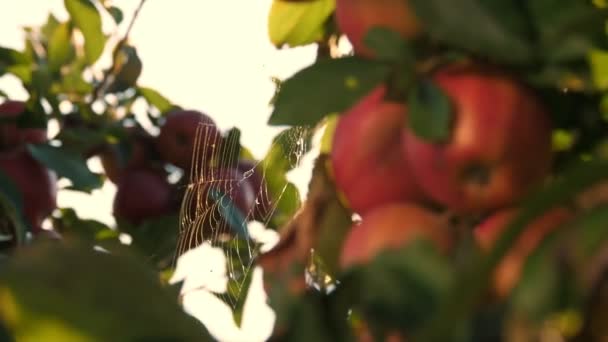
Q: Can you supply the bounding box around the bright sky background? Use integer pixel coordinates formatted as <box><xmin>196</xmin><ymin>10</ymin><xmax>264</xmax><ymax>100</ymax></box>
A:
<box><xmin>0</xmin><ymin>1</ymin><xmax>329</xmax><ymax>340</ymax></box>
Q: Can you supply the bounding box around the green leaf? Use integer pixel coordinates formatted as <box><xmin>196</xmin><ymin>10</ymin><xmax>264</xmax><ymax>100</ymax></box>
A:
<box><xmin>408</xmin><ymin>0</ymin><xmax>535</xmax><ymax>65</ymax></box>
<box><xmin>137</xmin><ymin>86</ymin><xmax>174</xmax><ymax>114</ymax></box>
<box><xmin>0</xmin><ymin>170</ymin><xmax>28</xmax><ymax>245</ymax></box>
<box><xmin>268</xmin><ymin>0</ymin><xmax>335</xmax><ymax>48</ymax></box>
<box><xmin>261</xmin><ymin>127</ymin><xmax>313</xmax><ymax>228</ymax></box>
<box><xmin>57</xmin><ymin>62</ymin><xmax>94</xmax><ymax>95</ymax></box>
<box><xmin>118</xmin><ymin>214</ymin><xmax>180</xmax><ymax>270</ymax></box>
<box><xmin>16</xmin><ymin>99</ymin><xmax>47</xmax><ymax>130</ymax></box>
<box><xmin>0</xmin><ymin>47</ymin><xmax>30</xmax><ymax>77</ymax></box>
<box><xmin>106</xmin><ymin>6</ymin><xmax>124</xmax><ymax>25</ymax></box>
<box><xmin>311</xmin><ymin>155</ymin><xmax>352</xmax><ymax>277</ymax></box>
<box><xmin>6</xmin><ymin>65</ymin><xmax>31</xmax><ymax>85</ymax></box>
<box><xmin>268</xmin><ymin>57</ymin><xmax>391</xmax><ymax>126</ymax></box>
<box><xmin>29</xmin><ymin>65</ymin><xmax>53</xmax><ymax>98</ymax></box>
<box><xmin>574</xmin><ymin>205</ymin><xmax>608</xmax><ymax>258</ymax></box>
<box><xmin>0</xmin><ymin>240</ymin><xmax>213</xmax><ymax>341</ymax></box>
<box><xmin>47</xmin><ymin>22</ymin><xmax>75</xmax><ymax>73</ymax></box>
<box><xmin>213</xmin><ymin>268</ymin><xmax>254</xmax><ymax>328</ymax></box>
<box><xmin>510</xmin><ymin>224</ymin><xmax>580</xmax><ymax>321</ymax></box>
<box><xmin>590</xmin><ymin>49</ymin><xmax>608</xmax><ymax>91</ymax></box>
<box><xmin>40</xmin><ymin>14</ymin><xmax>61</xmax><ymax>42</ymax></box>
<box><xmin>344</xmin><ymin>240</ymin><xmax>453</xmax><ymax>335</ymax></box>
<box><xmin>108</xmin><ymin>46</ymin><xmax>142</xmax><ymax>93</ymax></box>
<box><xmin>26</xmin><ymin>144</ymin><xmax>103</xmax><ymax>193</ymax></box>
<box><xmin>65</xmin><ymin>0</ymin><xmax>106</xmax><ymax>65</ymax></box>
<box><xmin>52</xmin><ymin>208</ymin><xmax>117</xmax><ymax>243</ymax></box>
<box><xmin>363</xmin><ymin>27</ymin><xmax>413</xmax><ymax>63</ymax></box>
<box><xmin>282</xmin><ymin>293</ymin><xmax>340</xmax><ymax>342</ymax></box>
<box><xmin>527</xmin><ymin>0</ymin><xmax>608</xmax><ymax>63</ymax></box>
<box><xmin>407</xmin><ymin>79</ymin><xmax>453</xmax><ymax>142</ymax></box>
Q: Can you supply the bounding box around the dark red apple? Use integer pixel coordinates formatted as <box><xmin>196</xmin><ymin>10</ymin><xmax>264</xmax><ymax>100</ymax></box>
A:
<box><xmin>475</xmin><ymin>207</ymin><xmax>573</xmax><ymax>297</ymax></box>
<box><xmin>237</xmin><ymin>159</ymin><xmax>273</xmax><ymax>221</ymax></box>
<box><xmin>113</xmin><ymin>168</ymin><xmax>173</xmax><ymax>225</ymax></box>
<box><xmin>0</xmin><ymin>147</ymin><xmax>57</xmax><ymax>232</ymax></box>
<box><xmin>403</xmin><ymin>67</ymin><xmax>553</xmax><ymax>214</ymax></box>
<box><xmin>188</xmin><ymin>167</ymin><xmax>256</xmax><ymax>221</ymax></box>
<box><xmin>331</xmin><ymin>85</ymin><xmax>425</xmax><ymax>216</ymax></box>
<box><xmin>176</xmin><ymin>167</ymin><xmax>256</xmax><ymax>251</ymax></box>
<box><xmin>156</xmin><ymin>110</ymin><xmax>222</xmax><ymax>170</ymax></box>
<box><xmin>335</xmin><ymin>0</ymin><xmax>422</xmax><ymax>57</ymax></box>
<box><xmin>100</xmin><ymin>127</ymin><xmax>157</xmax><ymax>184</ymax></box>
<box><xmin>340</xmin><ymin>202</ymin><xmax>450</xmax><ymax>270</ymax></box>
<box><xmin>0</xmin><ymin>100</ymin><xmax>47</xmax><ymax>147</ymax></box>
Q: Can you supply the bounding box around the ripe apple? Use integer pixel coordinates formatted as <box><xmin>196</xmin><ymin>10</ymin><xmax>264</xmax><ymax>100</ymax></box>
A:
<box><xmin>0</xmin><ymin>100</ymin><xmax>47</xmax><ymax>147</ymax></box>
<box><xmin>335</xmin><ymin>0</ymin><xmax>422</xmax><ymax>57</ymax></box>
<box><xmin>156</xmin><ymin>110</ymin><xmax>222</xmax><ymax>170</ymax></box>
<box><xmin>340</xmin><ymin>202</ymin><xmax>450</xmax><ymax>270</ymax></box>
<box><xmin>113</xmin><ymin>168</ymin><xmax>173</xmax><ymax>225</ymax></box>
<box><xmin>188</xmin><ymin>167</ymin><xmax>256</xmax><ymax>221</ymax></box>
<box><xmin>237</xmin><ymin>159</ymin><xmax>273</xmax><ymax>221</ymax></box>
<box><xmin>403</xmin><ymin>67</ymin><xmax>553</xmax><ymax>214</ymax></box>
<box><xmin>178</xmin><ymin>166</ymin><xmax>256</xmax><ymax>248</ymax></box>
<box><xmin>331</xmin><ymin>86</ymin><xmax>425</xmax><ymax>216</ymax></box>
<box><xmin>475</xmin><ymin>207</ymin><xmax>573</xmax><ymax>298</ymax></box>
<box><xmin>0</xmin><ymin>147</ymin><xmax>57</xmax><ymax>233</ymax></box>
<box><xmin>100</xmin><ymin>127</ymin><xmax>157</xmax><ymax>184</ymax></box>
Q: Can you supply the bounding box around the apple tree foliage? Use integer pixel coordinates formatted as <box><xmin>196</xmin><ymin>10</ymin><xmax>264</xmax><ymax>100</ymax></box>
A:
<box><xmin>0</xmin><ymin>0</ymin><xmax>608</xmax><ymax>341</ymax></box>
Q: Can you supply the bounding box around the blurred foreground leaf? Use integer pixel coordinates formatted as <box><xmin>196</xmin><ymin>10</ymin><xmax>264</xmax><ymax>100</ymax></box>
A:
<box><xmin>0</xmin><ymin>240</ymin><xmax>212</xmax><ymax>341</ymax></box>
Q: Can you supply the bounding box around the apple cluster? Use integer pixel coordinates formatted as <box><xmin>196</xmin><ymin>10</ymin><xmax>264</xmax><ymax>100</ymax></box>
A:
<box><xmin>0</xmin><ymin>100</ymin><xmax>58</xmax><ymax>245</ymax></box>
<box><xmin>331</xmin><ymin>0</ymin><xmax>571</xmax><ymax>298</ymax></box>
<box><xmin>103</xmin><ymin>109</ymin><xmax>272</xmax><ymax>242</ymax></box>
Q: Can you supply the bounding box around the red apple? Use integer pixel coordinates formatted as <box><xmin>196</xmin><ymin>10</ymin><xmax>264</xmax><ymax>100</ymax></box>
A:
<box><xmin>237</xmin><ymin>159</ymin><xmax>273</xmax><ymax>221</ymax></box>
<box><xmin>335</xmin><ymin>0</ymin><xmax>422</xmax><ymax>57</ymax></box>
<box><xmin>340</xmin><ymin>202</ymin><xmax>450</xmax><ymax>270</ymax></box>
<box><xmin>331</xmin><ymin>86</ymin><xmax>425</xmax><ymax>216</ymax></box>
<box><xmin>475</xmin><ymin>207</ymin><xmax>573</xmax><ymax>298</ymax></box>
<box><xmin>179</xmin><ymin>167</ymin><xmax>256</xmax><ymax>246</ymax></box>
<box><xmin>0</xmin><ymin>147</ymin><xmax>57</xmax><ymax>232</ymax></box>
<box><xmin>403</xmin><ymin>67</ymin><xmax>553</xmax><ymax>214</ymax></box>
<box><xmin>156</xmin><ymin>110</ymin><xmax>222</xmax><ymax>170</ymax></box>
<box><xmin>113</xmin><ymin>168</ymin><xmax>173</xmax><ymax>225</ymax></box>
<box><xmin>188</xmin><ymin>167</ymin><xmax>256</xmax><ymax>221</ymax></box>
<box><xmin>100</xmin><ymin>127</ymin><xmax>157</xmax><ymax>184</ymax></box>
<box><xmin>0</xmin><ymin>100</ymin><xmax>47</xmax><ymax>147</ymax></box>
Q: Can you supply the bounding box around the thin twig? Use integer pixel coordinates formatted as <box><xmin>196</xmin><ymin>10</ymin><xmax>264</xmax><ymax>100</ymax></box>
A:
<box><xmin>122</xmin><ymin>0</ymin><xmax>147</xmax><ymax>41</ymax></box>
<box><xmin>90</xmin><ymin>0</ymin><xmax>147</xmax><ymax>103</ymax></box>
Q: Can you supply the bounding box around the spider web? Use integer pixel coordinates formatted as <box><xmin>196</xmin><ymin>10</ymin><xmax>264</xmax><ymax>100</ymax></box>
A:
<box><xmin>174</xmin><ymin>122</ymin><xmax>311</xmax><ymax>309</ymax></box>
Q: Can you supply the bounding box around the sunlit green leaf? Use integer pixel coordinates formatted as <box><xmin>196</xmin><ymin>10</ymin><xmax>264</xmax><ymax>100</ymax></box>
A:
<box><xmin>268</xmin><ymin>0</ymin><xmax>335</xmax><ymax>48</ymax></box>
<box><xmin>590</xmin><ymin>49</ymin><xmax>608</xmax><ymax>91</ymax></box>
<box><xmin>47</xmin><ymin>22</ymin><xmax>75</xmax><ymax>73</ymax></box>
<box><xmin>65</xmin><ymin>0</ymin><xmax>106</xmax><ymax>64</ymax></box>
<box><xmin>137</xmin><ymin>86</ymin><xmax>174</xmax><ymax>114</ymax></box>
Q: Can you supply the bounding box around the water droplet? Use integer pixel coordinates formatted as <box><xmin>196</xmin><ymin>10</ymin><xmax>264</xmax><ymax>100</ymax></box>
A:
<box><xmin>243</xmin><ymin>169</ymin><xmax>254</xmax><ymax>178</ymax></box>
